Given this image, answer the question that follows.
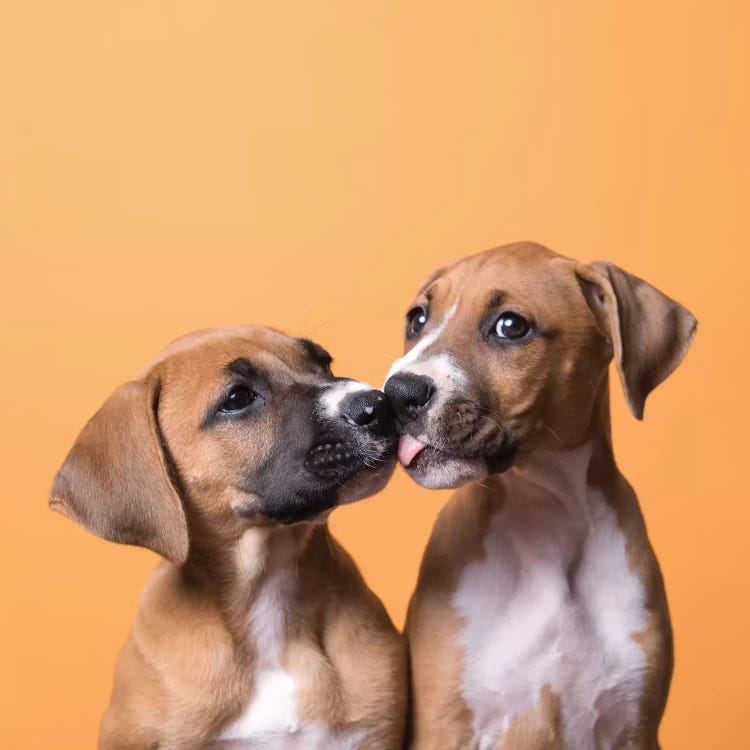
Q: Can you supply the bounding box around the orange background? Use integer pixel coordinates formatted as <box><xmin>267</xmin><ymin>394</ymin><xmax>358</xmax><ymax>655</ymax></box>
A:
<box><xmin>1</xmin><ymin>2</ymin><xmax>748</xmax><ymax>748</ymax></box>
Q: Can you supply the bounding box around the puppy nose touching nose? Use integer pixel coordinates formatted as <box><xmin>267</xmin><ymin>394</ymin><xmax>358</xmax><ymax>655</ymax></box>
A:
<box><xmin>341</xmin><ymin>389</ymin><xmax>390</xmax><ymax>427</ymax></box>
<box><xmin>384</xmin><ymin>373</ymin><xmax>434</xmax><ymax>418</ymax></box>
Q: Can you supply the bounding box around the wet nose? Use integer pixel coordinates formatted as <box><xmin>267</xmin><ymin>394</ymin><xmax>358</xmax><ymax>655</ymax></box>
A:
<box><xmin>384</xmin><ymin>373</ymin><xmax>434</xmax><ymax>421</ymax></box>
<box><xmin>340</xmin><ymin>389</ymin><xmax>392</xmax><ymax>429</ymax></box>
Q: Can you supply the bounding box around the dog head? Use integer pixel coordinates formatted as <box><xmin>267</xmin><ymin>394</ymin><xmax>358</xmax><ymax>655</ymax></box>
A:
<box><xmin>50</xmin><ymin>326</ymin><xmax>396</xmax><ymax>562</ymax></box>
<box><xmin>384</xmin><ymin>242</ymin><xmax>696</xmax><ymax>489</ymax></box>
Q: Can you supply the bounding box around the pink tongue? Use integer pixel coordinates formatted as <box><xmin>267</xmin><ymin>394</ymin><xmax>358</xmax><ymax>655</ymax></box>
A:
<box><xmin>398</xmin><ymin>434</ymin><xmax>428</xmax><ymax>467</ymax></box>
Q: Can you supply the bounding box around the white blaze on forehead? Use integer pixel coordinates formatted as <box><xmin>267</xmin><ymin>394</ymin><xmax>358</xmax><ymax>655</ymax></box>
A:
<box><xmin>318</xmin><ymin>379</ymin><xmax>373</xmax><ymax>420</ymax></box>
<box><xmin>386</xmin><ymin>300</ymin><xmax>459</xmax><ymax>382</ymax></box>
<box><xmin>402</xmin><ymin>351</ymin><xmax>467</xmax><ymax>388</ymax></box>
<box><xmin>385</xmin><ymin>299</ymin><xmax>467</xmax><ymax>406</ymax></box>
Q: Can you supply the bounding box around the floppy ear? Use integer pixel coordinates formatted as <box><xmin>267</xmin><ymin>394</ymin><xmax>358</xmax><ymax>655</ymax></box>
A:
<box><xmin>576</xmin><ymin>261</ymin><xmax>697</xmax><ymax>420</ymax></box>
<box><xmin>49</xmin><ymin>378</ymin><xmax>189</xmax><ymax>563</ymax></box>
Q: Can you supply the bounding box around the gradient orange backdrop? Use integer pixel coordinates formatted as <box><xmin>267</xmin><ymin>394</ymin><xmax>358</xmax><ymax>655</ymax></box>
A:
<box><xmin>2</xmin><ymin>2</ymin><xmax>748</xmax><ymax>748</ymax></box>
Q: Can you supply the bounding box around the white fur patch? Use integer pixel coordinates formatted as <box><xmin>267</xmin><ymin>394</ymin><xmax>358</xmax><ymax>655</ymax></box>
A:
<box><xmin>454</xmin><ymin>444</ymin><xmax>647</xmax><ymax>749</ymax></box>
<box><xmin>213</xmin><ymin>726</ymin><xmax>366</xmax><ymax>749</ymax></box>
<box><xmin>384</xmin><ymin>302</ymin><xmax>467</xmax><ymax>429</ymax></box>
<box><xmin>221</xmin><ymin>531</ymin><xmax>300</xmax><ymax>740</ymax></box>
<box><xmin>220</xmin><ymin>532</ymin><xmax>371</xmax><ymax>748</ymax></box>
<box><xmin>222</xmin><ymin>669</ymin><xmax>298</xmax><ymax>739</ymax></box>
<box><xmin>400</xmin><ymin>351</ymin><xmax>467</xmax><ymax>391</ymax></box>
<box><xmin>385</xmin><ymin>300</ymin><xmax>473</xmax><ymax>489</ymax></box>
<box><xmin>318</xmin><ymin>380</ymin><xmax>373</xmax><ymax>420</ymax></box>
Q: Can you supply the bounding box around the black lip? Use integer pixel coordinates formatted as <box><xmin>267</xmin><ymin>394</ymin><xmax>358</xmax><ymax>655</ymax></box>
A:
<box><xmin>305</xmin><ymin>439</ymin><xmax>361</xmax><ymax>481</ymax></box>
<box><xmin>485</xmin><ymin>443</ymin><xmax>518</xmax><ymax>474</ymax></box>
<box><xmin>304</xmin><ymin>436</ymin><xmax>396</xmax><ymax>483</ymax></box>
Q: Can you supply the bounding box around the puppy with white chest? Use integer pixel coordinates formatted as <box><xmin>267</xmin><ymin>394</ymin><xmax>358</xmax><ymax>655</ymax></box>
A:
<box><xmin>50</xmin><ymin>326</ymin><xmax>407</xmax><ymax>750</ymax></box>
<box><xmin>384</xmin><ymin>242</ymin><xmax>696</xmax><ymax>750</ymax></box>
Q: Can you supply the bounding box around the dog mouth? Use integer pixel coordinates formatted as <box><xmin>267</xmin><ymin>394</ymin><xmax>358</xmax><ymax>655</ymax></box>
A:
<box><xmin>245</xmin><ymin>428</ymin><xmax>397</xmax><ymax>527</ymax></box>
<box><xmin>304</xmin><ymin>436</ymin><xmax>396</xmax><ymax>485</ymax></box>
<box><xmin>259</xmin><ymin>438</ymin><xmax>395</xmax><ymax>525</ymax></box>
<box><xmin>396</xmin><ymin>431</ymin><xmax>518</xmax><ymax>476</ymax></box>
<box><xmin>397</xmin><ymin>434</ymin><xmax>429</xmax><ymax>467</ymax></box>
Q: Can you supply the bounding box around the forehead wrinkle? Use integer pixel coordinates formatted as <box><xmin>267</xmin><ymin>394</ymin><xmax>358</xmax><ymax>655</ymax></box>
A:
<box><xmin>418</xmin><ymin>276</ymin><xmax>454</xmax><ymax>311</ymax></box>
<box><xmin>415</xmin><ymin>282</ymin><xmax>438</xmax><ymax>306</ymax></box>
<box><xmin>416</xmin><ymin>269</ymin><xmax>446</xmax><ymax>297</ymax></box>
<box><xmin>297</xmin><ymin>338</ymin><xmax>333</xmax><ymax>369</ymax></box>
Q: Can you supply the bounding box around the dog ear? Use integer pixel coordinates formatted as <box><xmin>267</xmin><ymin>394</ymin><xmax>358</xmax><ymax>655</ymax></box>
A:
<box><xmin>576</xmin><ymin>261</ymin><xmax>697</xmax><ymax>420</ymax></box>
<box><xmin>49</xmin><ymin>377</ymin><xmax>189</xmax><ymax>563</ymax></box>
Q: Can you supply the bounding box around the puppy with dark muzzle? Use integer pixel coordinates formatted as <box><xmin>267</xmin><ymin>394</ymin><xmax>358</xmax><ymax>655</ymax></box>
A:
<box><xmin>384</xmin><ymin>242</ymin><xmax>696</xmax><ymax>750</ymax></box>
<box><xmin>50</xmin><ymin>326</ymin><xmax>406</xmax><ymax>750</ymax></box>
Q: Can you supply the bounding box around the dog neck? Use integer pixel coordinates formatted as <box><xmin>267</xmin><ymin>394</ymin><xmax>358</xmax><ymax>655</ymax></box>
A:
<box><xmin>500</xmin><ymin>384</ymin><xmax>619</xmax><ymax>522</ymax></box>
<box><xmin>183</xmin><ymin>521</ymin><xmax>319</xmax><ymax>641</ymax></box>
<box><xmin>233</xmin><ymin>524</ymin><xmax>310</xmax><ymax>587</ymax></box>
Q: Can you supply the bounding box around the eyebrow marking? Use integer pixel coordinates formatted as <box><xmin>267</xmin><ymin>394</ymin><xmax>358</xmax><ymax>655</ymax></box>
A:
<box><xmin>415</xmin><ymin>261</ymin><xmax>455</xmax><ymax>296</ymax></box>
<box><xmin>227</xmin><ymin>358</ymin><xmax>256</xmax><ymax>378</ymax></box>
<box><xmin>486</xmin><ymin>290</ymin><xmax>507</xmax><ymax>311</ymax></box>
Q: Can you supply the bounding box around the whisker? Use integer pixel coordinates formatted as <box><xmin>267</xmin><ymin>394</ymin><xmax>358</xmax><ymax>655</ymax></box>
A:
<box><xmin>541</xmin><ymin>421</ymin><xmax>563</xmax><ymax>446</ymax></box>
<box><xmin>323</xmin><ymin>525</ymin><xmax>336</xmax><ymax>561</ymax></box>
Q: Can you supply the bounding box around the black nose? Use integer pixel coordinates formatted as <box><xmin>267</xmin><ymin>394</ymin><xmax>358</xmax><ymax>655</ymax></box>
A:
<box><xmin>341</xmin><ymin>389</ymin><xmax>392</xmax><ymax>429</ymax></box>
<box><xmin>384</xmin><ymin>373</ymin><xmax>434</xmax><ymax>421</ymax></box>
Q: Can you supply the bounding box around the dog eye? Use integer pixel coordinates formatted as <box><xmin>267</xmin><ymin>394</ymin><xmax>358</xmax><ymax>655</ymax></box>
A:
<box><xmin>494</xmin><ymin>313</ymin><xmax>531</xmax><ymax>340</ymax></box>
<box><xmin>220</xmin><ymin>386</ymin><xmax>257</xmax><ymax>412</ymax></box>
<box><xmin>406</xmin><ymin>306</ymin><xmax>428</xmax><ymax>339</ymax></box>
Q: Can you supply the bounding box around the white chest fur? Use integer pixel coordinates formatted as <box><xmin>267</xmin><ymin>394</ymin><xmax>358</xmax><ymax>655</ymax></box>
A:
<box><xmin>453</xmin><ymin>446</ymin><xmax>648</xmax><ymax>750</ymax></box>
<box><xmin>220</xmin><ymin>531</ymin><xmax>300</xmax><ymax>743</ymax></box>
<box><xmin>219</xmin><ymin>531</ymin><xmax>364</xmax><ymax>750</ymax></box>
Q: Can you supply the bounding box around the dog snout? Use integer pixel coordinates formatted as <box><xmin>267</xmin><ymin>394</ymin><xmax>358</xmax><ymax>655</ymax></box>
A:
<box><xmin>384</xmin><ymin>373</ymin><xmax>434</xmax><ymax>423</ymax></box>
<box><xmin>306</xmin><ymin>383</ymin><xmax>397</xmax><ymax>492</ymax></box>
<box><xmin>340</xmin><ymin>389</ymin><xmax>392</xmax><ymax>430</ymax></box>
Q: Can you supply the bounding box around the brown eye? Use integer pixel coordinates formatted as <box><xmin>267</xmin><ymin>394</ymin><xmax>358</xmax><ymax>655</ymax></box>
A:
<box><xmin>406</xmin><ymin>306</ymin><xmax>428</xmax><ymax>339</ymax></box>
<box><xmin>220</xmin><ymin>386</ymin><xmax>256</xmax><ymax>412</ymax></box>
<box><xmin>494</xmin><ymin>313</ymin><xmax>531</xmax><ymax>340</ymax></box>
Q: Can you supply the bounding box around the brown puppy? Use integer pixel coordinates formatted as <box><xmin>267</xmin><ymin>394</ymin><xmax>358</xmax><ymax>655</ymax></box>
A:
<box><xmin>51</xmin><ymin>326</ymin><xmax>407</xmax><ymax>750</ymax></box>
<box><xmin>384</xmin><ymin>243</ymin><xmax>696</xmax><ymax>750</ymax></box>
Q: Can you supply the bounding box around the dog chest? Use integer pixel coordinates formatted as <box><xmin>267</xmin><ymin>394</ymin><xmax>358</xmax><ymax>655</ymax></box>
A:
<box><xmin>453</xmin><ymin>483</ymin><xmax>649</xmax><ymax>750</ymax></box>
<box><xmin>219</xmin><ymin>676</ymin><xmax>365</xmax><ymax>749</ymax></box>
<box><xmin>219</xmin><ymin>533</ymin><xmax>366</xmax><ymax>749</ymax></box>
<box><xmin>219</xmin><ymin>548</ymin><xmax>301</xmax><ymax>741</ymax></box>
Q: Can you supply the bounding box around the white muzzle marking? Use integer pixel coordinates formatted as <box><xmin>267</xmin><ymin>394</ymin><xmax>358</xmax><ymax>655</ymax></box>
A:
<box><xmin>385</xmin><ymin>300</ymin><xmax>467</xmax><ymax>413</ymax></box>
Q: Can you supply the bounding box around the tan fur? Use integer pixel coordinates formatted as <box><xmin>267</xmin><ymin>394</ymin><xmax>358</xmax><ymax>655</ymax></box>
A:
<box><xmin>396</xmin><ymin>243</ymin><xmax>695</xmax><ymax>749</ymax></box>
<box><xmin>494</xmin><ymin>686</ymin><xmax>563</xmax><ymax>750</ymax></box>
<box><xmin>405</xmin><ymin>481</ymin><xmax>498</xmax><ymax>749</ymax></box>
<box><xmin>50</xmin><ymin>326</ymin><xmax>407</xmax><ymax>749</ymax></box>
